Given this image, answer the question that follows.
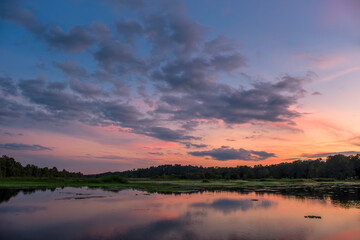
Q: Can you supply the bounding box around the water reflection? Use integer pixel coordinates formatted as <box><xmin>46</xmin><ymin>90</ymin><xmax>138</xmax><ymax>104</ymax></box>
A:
<box><xmin>0</xmin><ymin>205</ymin><xmax>46</xmax><ymax>213</ymax></box>
<box><xmin>0</xmin><ymin>187</ymin><xmax>359</xmax><ymax>240</ymax></box>
<box><xmin>192</xmin><ymin>198</ymin><xmax>274</xmax><ymax>214</ymax></box>
<box><xmin>0</xmin><ymin>188</ymin><xmax>56</xmax><ymax>204</ymax></box>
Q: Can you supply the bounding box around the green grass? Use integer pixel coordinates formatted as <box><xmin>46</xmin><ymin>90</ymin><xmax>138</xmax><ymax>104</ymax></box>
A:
<box><xmin>0</xmin><ymin>177</ymin><xmax>359</xmax><ymax>193</ymax></box>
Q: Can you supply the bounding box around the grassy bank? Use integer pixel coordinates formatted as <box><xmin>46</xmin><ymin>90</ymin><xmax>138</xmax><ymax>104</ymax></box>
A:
<box><xmin>1</xmin><ymin>177</ymin><xmax>360</xmax><ymax>193</ymax></box>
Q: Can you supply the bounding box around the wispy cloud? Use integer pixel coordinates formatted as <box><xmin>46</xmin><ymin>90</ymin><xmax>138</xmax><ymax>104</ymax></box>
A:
<box><xmin>148</xmin><ymin>152</ymin><xmax>164</xmax><ymax>156</ymax></box>
<box><xmin>321</xmin><ymin>66</ymin><xmax>360</xmax><ymax>82</ymax></box>
<box><xmin>301</xmin><ymin>151</ymin><xmax>360</xmax><ymax>158</ymax></box>
<box><xmin>0</xmin><ymin>143</ymin><xmax>52</xmax><ymax>151</ymax></box>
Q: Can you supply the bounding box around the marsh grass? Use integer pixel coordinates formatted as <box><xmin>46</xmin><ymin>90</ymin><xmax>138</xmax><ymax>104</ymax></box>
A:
<box><xmin>0</xmin><ymin>177</ymin><xmax>359</xmax><ymax>194</ymax></box>
<box><xmin>99</xmin><ymin>176</ymin><xmax>128</xmax><ymax>184</ymax></box>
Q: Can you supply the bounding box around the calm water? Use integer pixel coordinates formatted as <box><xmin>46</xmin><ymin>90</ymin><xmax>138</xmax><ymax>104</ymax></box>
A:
<box><xmin>0</xmin><ymin>187</ymin><xmax>359</xmax><ymax>240</ymax></box>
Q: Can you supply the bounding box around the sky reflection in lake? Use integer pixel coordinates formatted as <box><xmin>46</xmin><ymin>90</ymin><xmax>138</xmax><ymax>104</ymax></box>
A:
<box><xmin>0</xmin><ymin>188</ymin><xmax>359</xmax><ymax>240</ymax></box>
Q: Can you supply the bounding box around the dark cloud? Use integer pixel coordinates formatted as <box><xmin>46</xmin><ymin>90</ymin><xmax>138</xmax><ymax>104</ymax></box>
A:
<box><xmin>91</xmin><ymin>22</ymin><xmax>111</xmax><ymax>41</ymax></box>
<box><xmin>136</xmin><ymin>84</ymin><xmax>153</xmax><ymax>106</ymax></box>
<box><xmin>0</xmin><ymin>130</ymin><xmax>23</xmax><ymax>136</ymax></box>
<box><xmin>165</xmin><ymin>12</ymin><xmax>203</xmax><ymax>55</ymax></box>
<box><xmin>19</xmin><ymin>78</ymin><xmax>86</xmax><ymax>113</ymax></box>
<box><xmin>5</xmin><ymin>64</ymin><xmax>307</xmax><ymax>146</ymax></box>
<box><xmin>249</xmin><ymin>150</ymin><xmax>276</xmax><ymax>160</ymax></box>
<box><xmin>151</xmin><ymin>52</ymin><xmax>246</xmax><ymax>92</ymax></box>
<box><xmin>151</xmin><ymin>58</ymin><xmax>212</xmax><ymax>92</ymax></box>
<box><xmin>44</xmin><ymin>26</ymin><xmax>96</xmax><ymax>53</ymax></box>
<box><xmin>112</xmin><ymin>81</ymin><xmax>131</xmax><ymax>97</ymax></box>
<box><xmin>148</xmin><ymin>152</ymin><xmax>164</xmax><ymax>156</ymax></box>
<box><xmin>20</xmin><ymin>79</ymin><xmax>197</xmax><ymax>142</ymax></box>
<box><xmin>17</xmin><ymin>77</ymin><xmax>137</xmax><ymax>128</ymax></box>
<box><xmin>143</xmin><ymin>1</ymin><xmax>204</xmax><ymax>57</ymax></box>
<box><xmin>136</xmin><ymin>126</ymin><xmax>199</xmax><ymax>142</ymax></box>
<box><xmin>99</xmin><ymin>101</ymin><xmax>143</xmax><ymax>126</ymax></box>
<box><xmin>0</xmin><ymin>143</ymin><xmax>52</xmax><ymax>151</ymax></box>
<box><xmin>156</xmin><ymin>73</ymin><xmax>311</xmax><ymax>124</ymax></box>
<box><xmin>0</xmin><ymin>1</ymin><xmax>96</xmax><ymax>52</ymax></box>
<box><xmin>180</xmin><ymin>121</ymin><xmax>199</xmax><ymax>131</ymax></box>
<box><xmin>116</xmin><ymin>20</ymin><xmax>143</xmax><ymax>41</ymax></box>
<box><xmin>0</xmin><ymin>97</ymin><xmax>34</xmax><ymax>124</ymax></box>
<box><xmin>189</xmin><ymin>146</ymin><xmax>275</xmax><ymax>161</ymax></box>
<box><xmin>47</xmin><ymin>81</ymin><xmax>67</xmax><ymax>91</ymax></box>
<box><xmin>182</xmin><ymin>142</ymin><xmax>208</xmax><ymax>149</ymax></box>
<box><xmin>203</xmin><ymin>35</ymin><xmax>239</xmax><ymax>55</ymax></box>
<box><xmin>211</xmin><ymin>53</ymin><xmax>247</xmax><ymax>72</ymax></box>
<box><xmin>0</xmin><ymin>75</ymin><xmax>18</xmax><ymax>96</ymax></box>
<box><xmin>54</xmin><ymin>60</ymin><xmax>88</xmax><ymax>78</ymax></box>
<box><xmin>0</xmin><ymin>0</ymin><xmax>46</xmax><ymax>35</ymax></box>
<box><xmin>12</xmin><ymin>77</ymin><xmax>200</xmax><ymax>143</ymax></box>
<box><xmin>166</xmin><ymin>152</ymin><xmax>183</xmax><ymax>156</ymax></box>
<box><xmin>94</xmin><ymin>40</ymin><xmax>146</xmax><ymax>73</ymax></box>
<box><xmin>0</xmin><ymin>0</ymin><xmax>312</xmax><ymax>148</ymax></box>
<box><xmin>301</xmin><ymin>151</ymin><xmax>360</xmax><ymax>158</ymax></box>
<box><xmin>91</xmin><ymin>70</ymin><xmax>114</xmax><ymax>82</ymax></box>
<box><xmin>69</xmin><ymin>79</ymin><xmax>103</xmax><ymax>98</ymax></box>
<box><xmin>263</xmin><ymin>72</ymin><xmax>313</xmax><ymax>93</ymax></box>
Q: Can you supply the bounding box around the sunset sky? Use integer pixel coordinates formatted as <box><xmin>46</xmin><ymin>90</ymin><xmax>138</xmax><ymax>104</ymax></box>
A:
<box><xmin>1</xmin><ymin>0</ymin><xmax>360</xmax><ymax>173</ymax></box>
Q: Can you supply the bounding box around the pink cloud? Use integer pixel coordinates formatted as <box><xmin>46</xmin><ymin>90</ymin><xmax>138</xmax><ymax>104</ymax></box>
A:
<box><xmin>313</xmin><ymin>56</ymin><xmax>345</xmax><ymax>70</ymax></box>
<box><xmin>321</xmin><ymin>66</ymin><xmax>360</xmax><ymax>82</ymax></box>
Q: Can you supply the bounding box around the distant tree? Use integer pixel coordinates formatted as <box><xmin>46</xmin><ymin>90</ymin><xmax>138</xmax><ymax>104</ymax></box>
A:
<box><xmin>0</xmin><ymin>155</ymin><xmax>83</xmax><ymax>178</ymax></box>
<box><xmin>113</xmin><ymin>154</ymin><xmax>360</xmax><ymax>180</ymax></box>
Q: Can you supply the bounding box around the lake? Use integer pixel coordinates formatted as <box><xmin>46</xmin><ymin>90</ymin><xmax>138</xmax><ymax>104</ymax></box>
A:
<box><xmin>0</xmin><ymin>187</ymin><xmax>359</xmax><ymax>240</ymax></box>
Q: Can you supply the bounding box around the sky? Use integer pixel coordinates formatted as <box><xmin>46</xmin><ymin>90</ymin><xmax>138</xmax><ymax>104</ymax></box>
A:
<box><xmin>1</xmin><ymin>0</ymin><xmax>360</xmax><ymax>173</ymax></box>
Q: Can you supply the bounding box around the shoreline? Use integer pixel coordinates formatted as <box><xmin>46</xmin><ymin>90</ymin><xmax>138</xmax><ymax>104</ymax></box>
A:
<box><xmin>1</xmin><ymin>178</ymin><xmax>360</xmax><ymax>193</ymax></box>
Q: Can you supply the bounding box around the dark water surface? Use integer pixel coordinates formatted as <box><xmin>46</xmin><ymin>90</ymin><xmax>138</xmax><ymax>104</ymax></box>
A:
<box><xmin>0</xmin><ymin>187</ymin><xmax>359</xmax><ymax>240</ymax></box>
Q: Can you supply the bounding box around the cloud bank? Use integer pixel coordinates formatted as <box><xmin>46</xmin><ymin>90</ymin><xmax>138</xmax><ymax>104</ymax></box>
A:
<box><xmin>189</xmin><ymin>146</ymin><xmax>275</xmax><ymax>161</ymax></box>
<box><xmin>0</xmin><ymin>0</ymin><xmax>313</xmax><ymax>162</ymax></box>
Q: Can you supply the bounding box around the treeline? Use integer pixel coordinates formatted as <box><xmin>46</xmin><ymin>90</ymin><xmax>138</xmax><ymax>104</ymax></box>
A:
<box><xmin>3</xmin><ymin>154</ymin><xmax>360</xmax><ymax>180</ymax></box>
<box><xmin>0</xmin><ymin>155</ymin><xmax>83</xmax><ymax>178</ymax></box>
<box><xmin>116</xmin><ymin>154</ymin><xmax>360</xmax><ymax>180</ymax></box>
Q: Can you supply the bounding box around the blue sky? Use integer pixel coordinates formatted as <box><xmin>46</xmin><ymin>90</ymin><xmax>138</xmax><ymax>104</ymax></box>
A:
<box><xmin>1</xmin><ymin>0</ymin><xmax>360</xmax><ymax>173</ymax></box>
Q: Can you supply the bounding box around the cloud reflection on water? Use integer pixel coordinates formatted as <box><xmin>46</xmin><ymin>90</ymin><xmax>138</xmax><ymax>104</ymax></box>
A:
<box><xmin>191</xmin><ymin>198</ymin><xmax>274</xmax><ymax>214</ymax></box>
